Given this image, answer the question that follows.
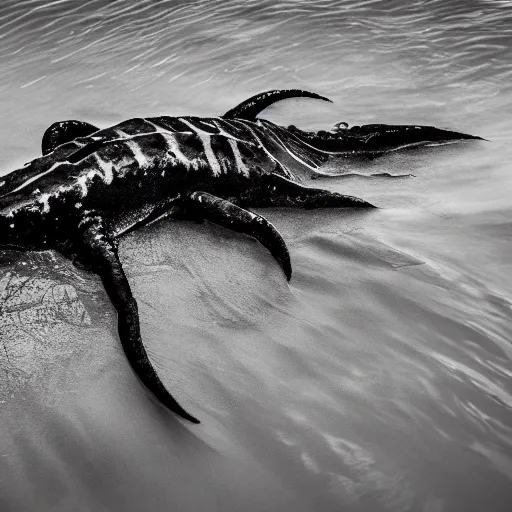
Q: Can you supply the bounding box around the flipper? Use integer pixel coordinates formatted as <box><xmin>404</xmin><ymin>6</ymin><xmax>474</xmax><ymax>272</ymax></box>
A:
<box><xmin>77</xmin><ymin>215</ymin><xmax>200</xmax><ymax>424</ymax></box>
<box><xmin>42</xmin><ymin>120</ymin><xmax>100</xmax><ymax>155</ymax></box>
<box><xmin>182</xmin><ymin>192</ymin><xmax>292</xmax><ymax>280</ymax></box>
<box><xmin>222</xmin><ymin>89</ymin><xmax>333</xmax><ymax>121</ymax></box>
<box><xmin>245</xmin><ymin>173</ymin><xmax>377</xmax><ymax>209</ymax></box>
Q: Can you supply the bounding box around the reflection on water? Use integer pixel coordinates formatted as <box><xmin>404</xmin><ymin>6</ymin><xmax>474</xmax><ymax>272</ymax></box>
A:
<box><xmin>1</xmin><ymin>1</ymin><xmax>512</xmax><ymax>511</ymax></box>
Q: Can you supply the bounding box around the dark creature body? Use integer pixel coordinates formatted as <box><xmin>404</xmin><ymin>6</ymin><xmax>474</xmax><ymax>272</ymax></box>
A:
<box><xmin>0</xmin><ymin>89</ymin><xmax>482</xmax><ymax>423</ymax></box>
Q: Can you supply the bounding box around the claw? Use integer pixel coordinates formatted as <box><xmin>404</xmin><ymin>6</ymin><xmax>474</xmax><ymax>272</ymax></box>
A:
<box><xmin>185</xmin><ymin>191</ymin><xmax>292</xmax><ymax>280</ymax></box>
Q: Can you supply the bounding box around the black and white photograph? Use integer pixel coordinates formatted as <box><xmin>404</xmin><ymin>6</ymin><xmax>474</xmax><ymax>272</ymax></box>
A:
<box><xmin>0</xmin><ymin>1</ymin><xmax>511</xmax><ymax>511</ymax></box>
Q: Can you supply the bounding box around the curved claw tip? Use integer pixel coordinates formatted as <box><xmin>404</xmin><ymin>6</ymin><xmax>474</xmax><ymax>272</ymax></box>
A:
<box><xmin>164</xmin><ymin>399</ymin><xmax>200</xmax><ymax>424</ymax></box>
<box><xmin>306</xmin><ymin>91</ymin><xmax>333</xmax><ymax>104</ymax></box>
<box><xmin>177</xmin><ymin>407</ymin><xmax>200</xmax><ymax>424</ymax></box>
<box><xmin>178</xmin><ymin>410</ymin><xmax>200</xmax><ymax>424</ymax></box>
<box><xmin>280</xmin><ymin>256</ymin><xmax>292</xmax><ymax>281</ymax></box>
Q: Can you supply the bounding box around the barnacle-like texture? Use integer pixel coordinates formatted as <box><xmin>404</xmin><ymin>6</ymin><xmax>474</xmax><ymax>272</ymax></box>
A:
<box><xmin>0</xmin><ymin>252</ymin><xmax>104</xmax><ymax>402</ymax></box>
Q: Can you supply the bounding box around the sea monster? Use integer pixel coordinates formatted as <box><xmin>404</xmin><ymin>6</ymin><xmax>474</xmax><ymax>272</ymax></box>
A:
<box><xmin>0</xmin><ymin>89</ymin><xmax>482</xmax><ymax>423</ymax></box>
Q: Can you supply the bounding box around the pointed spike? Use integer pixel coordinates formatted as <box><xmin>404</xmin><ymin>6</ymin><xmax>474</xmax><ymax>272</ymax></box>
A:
<box><xmin>222</xmin><ymin>89</ymin><xmax>333</xmax><ymax>120</ymax></box>
<box><xmin>348</xmin><ymin>124</ymin><xmax>485</xmax><ymax>150</ymax></box>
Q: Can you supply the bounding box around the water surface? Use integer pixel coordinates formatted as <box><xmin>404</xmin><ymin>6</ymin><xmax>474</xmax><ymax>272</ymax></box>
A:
<box><xmin>1</xmin><ymin>1</ymin><xmax>512</xmax><ymax>511</ymax></box>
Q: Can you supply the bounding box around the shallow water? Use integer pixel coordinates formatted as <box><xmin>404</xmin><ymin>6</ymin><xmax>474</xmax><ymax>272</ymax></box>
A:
<box><xmin>1</xmin><ymin>1</ymin><xmax>512</xmax><ymax>511</ymax></box>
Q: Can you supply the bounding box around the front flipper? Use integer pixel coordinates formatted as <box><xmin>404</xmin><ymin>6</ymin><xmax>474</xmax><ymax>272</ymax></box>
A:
<box><xmin>248</xmin><ymin>173</ymin><xmax>377</xmax><ymax>209</ymax></box>
<box><xmin>77</xmin><ymin>217</ymin><xmax>200</xmax><ymax>424</ymax></box>
<box><xmin>42</xmin><ymin>120</ymin><xmax>100</xmax><ymax>155</ymax></box>
<box><xmin>182</xmin><ymin>192</ymin><xmax>292</xmax><ymax>281</ymax></box>
<box><xmin>222</xmin><ymin>89</ymin><xmax>333</xmax><ymax>121</ymax></box>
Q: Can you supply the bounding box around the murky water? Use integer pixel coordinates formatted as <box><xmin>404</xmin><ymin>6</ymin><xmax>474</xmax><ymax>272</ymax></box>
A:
<box><xmin>1</xmin><ymin>1</ymin><xmax>512</xmax><ymax>511</ymax></box>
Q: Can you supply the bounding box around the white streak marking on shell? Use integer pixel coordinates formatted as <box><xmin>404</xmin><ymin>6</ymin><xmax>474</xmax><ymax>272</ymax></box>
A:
<box><xmin>115</xmin><ymin>129</ymin><xmax>151</xmax><ymax>169</ymax></box>
<box><xmin>265</xmin><ymin>126</ymin><xmax>318</xmax><ymax>171</ymax></box>
<box><xmin>94</xmin><ymin>154</ymin><xmax>114</xmax><ymax>184</ymax></box>
<box><xmin>227</xmin><ymin>139</ymin><xmax>249</xmax><ymax>176</ymax></box>
<box><xmin>145</xmin><ymin>119</ymin><xmax>193</xmax><ymax>135</ymax></box>
<box><xmin>39</xmin><ymin>193</ymin><xmax>51</xmax><ymax>212</ymax></box>
<box><xmin>8</xmin><ymin>162</ymin><xmax>63</xmax><ymax>195</ymax></box>
<box><xmin>212</xmin><ymin>118</ymin><xmax>256</xmax><ymax>146</ymax></box>
<box><xmin>76</xmin><ymin>175</ymin><xmax>89</xmax><ymax>197</ymax></box>
<box><xmin>160</xmin><ymin>132</ymin><xmax>198</xmax><ymax>170</ymax></box>
<box><xmin>144</xmin><ymin>119</ymin><xmax>208</xmax><ymax>171</ymax></box>
<box><xmin>229</xmin><ymin>120</ymin><xmax>295</xmax><ymax>180</ymax></box>
<box><xmin>179</xmin><ymin>118</ymin><xmax>221</xmax><ymax>176</ymax></box>
<box><xmin>125</xmin><ymin>139</ymin><xmax>151</xmax><ymax>169</ymax></box>
<box><xmin>199</xmin><ymin>132</ymin><xmax>222</xmax><ymax>175</ymax></box>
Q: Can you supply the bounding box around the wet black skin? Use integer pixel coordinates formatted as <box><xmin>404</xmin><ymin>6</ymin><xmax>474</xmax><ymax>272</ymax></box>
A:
<box><xmin>0</xmin><ymin>89</ymin><xmax>483</xmax><ymax>424</ymax></box>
